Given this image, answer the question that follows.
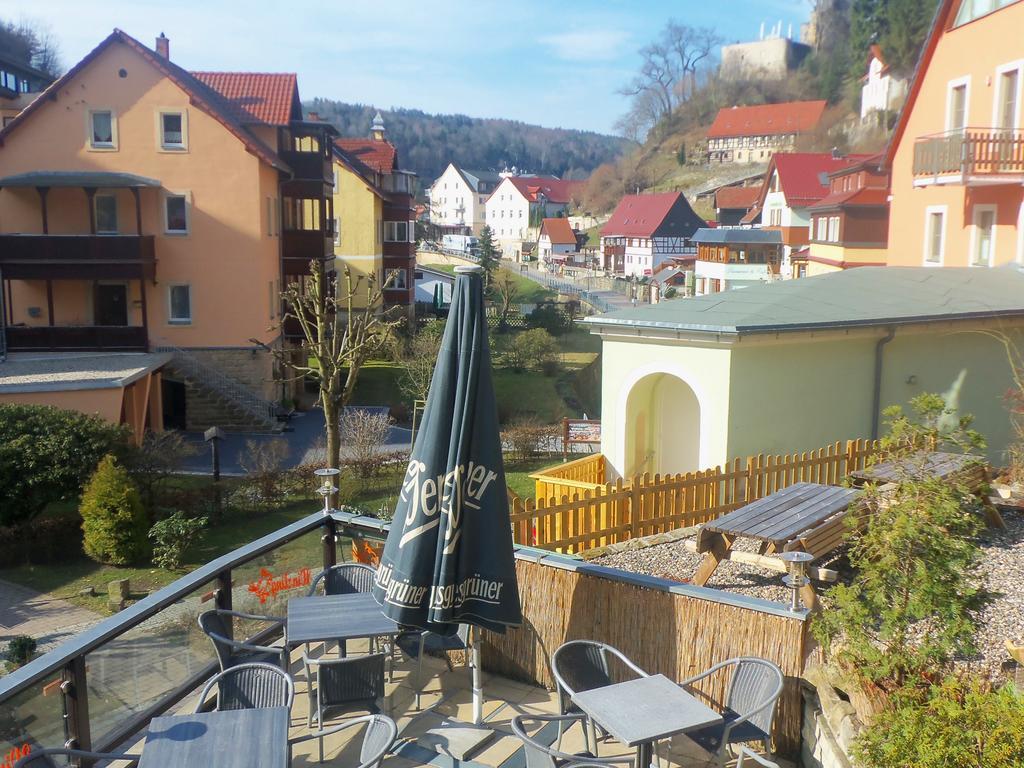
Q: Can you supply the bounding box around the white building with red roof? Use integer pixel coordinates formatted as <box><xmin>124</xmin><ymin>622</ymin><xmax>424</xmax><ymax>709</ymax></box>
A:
<box><xmin>706</xmin><ymin>100</ymin><xmax>826</xmax><ymax>164</ymax></box>
<box><xmin>860</xmin><ymin>45</ymin><xmax>908</xmax><ymax>122</ymax></box>
<box><xmin>484</xmin><ymin>173</ymin><xmax>583</xmax><ymax>260</ymax></box>
<box><xmin>537</xmin><ymin>217</ymin><xmax>579</xmax><ymax>268</ymax></box>
<box><xmin>599</xmin><ymin>192</ymin><xmax>705</xmax><ymax>278</ymax></box>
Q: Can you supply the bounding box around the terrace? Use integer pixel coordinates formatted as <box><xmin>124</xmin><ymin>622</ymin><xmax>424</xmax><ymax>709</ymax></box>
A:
<box><xmin>0</xmin><ymin>510</ymin><xmax>806</xmax><ymax>768</ymax></box>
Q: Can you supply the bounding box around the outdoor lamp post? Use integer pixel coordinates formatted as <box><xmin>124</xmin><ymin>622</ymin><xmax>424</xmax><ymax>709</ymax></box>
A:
<box><xmin>780</xmin><ymin>550</ymin><xmax>815</xmax><ymax>612</ymax></box>
<box><xmin>314</xmin><ymin>467</ymin><xmax>341</xmax><ymax>514</ymax></box>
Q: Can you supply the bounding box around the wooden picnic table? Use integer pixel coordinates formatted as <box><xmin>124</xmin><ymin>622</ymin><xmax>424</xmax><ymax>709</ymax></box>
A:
<box><xmin>849</xmin><ymin>451</ymin><xmax>1003</xmax><ymax>528</ymax></box>
<box><xmin>693</xmin><ymin>482</ymin><xmax>861</xmax><ymax>608</ymax></box>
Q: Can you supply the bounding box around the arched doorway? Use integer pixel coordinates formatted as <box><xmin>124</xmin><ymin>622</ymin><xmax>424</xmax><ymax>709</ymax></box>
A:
<box><xmin>623</xmin><ymin>373</ymin><xmax>701</xmax><ymax>477</ymax></box>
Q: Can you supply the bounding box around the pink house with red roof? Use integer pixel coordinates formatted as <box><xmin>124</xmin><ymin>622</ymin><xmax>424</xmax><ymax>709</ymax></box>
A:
<box><xmin>599</xmin><ymin>192</ymin><xmax>705</xmax><ymax>277</ymax></box>
<box><xmin>484</xmin><ymin>174</ymin><xmax>583</xmax><ymax>260</ymax></box>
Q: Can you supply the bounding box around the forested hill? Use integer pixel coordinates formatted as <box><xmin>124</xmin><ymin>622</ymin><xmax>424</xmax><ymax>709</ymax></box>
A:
<box><xmin>304</xmin><ymin>99</ymin><xmax>631</xmax><ymax>183</ymax></box>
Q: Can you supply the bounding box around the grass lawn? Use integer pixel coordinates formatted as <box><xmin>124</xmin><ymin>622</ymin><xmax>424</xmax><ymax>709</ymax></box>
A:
<box><xmin>428</xmin><ymin>263</ymin><xmax>555</xmax><ymax>304</ymax></box>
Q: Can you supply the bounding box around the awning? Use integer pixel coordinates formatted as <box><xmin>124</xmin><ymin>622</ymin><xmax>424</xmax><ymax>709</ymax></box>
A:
<box><xmin>0</xmin><ymin>171</ymin><xmax>162</xmax><ymax>188</ymax></box>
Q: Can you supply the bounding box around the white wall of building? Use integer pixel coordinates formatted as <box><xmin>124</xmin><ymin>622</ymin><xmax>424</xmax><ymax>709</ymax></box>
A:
<box><xmin>429</xmin><ymin>164</ymin><xmax>489</xmax><ymax>233</ymax></box>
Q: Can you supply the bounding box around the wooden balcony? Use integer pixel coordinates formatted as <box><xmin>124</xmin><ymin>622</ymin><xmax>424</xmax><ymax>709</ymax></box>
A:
<box><xmin>0</xmin><ymin>234</ymin><xmax>156</xmax><ymax>279</ymax></box>
<box><xmin>5</xmin><ymin>325</ymin><xmax>148</xmax><ymax>352</ymax></box>
<box><xmin>913</xmin><ymin>128</ymin><xmax>1024</xmax><ymax>185</ymax></box>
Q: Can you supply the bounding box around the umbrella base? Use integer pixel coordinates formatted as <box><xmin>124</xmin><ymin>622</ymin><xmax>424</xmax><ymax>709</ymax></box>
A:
<box><xmin>418</xmin><ymin>721</ymin><xmax>496</xmax><ymax>761</ymax></box>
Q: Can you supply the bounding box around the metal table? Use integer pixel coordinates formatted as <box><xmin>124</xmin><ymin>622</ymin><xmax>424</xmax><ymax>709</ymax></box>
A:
<box><xmin>287</xmin><ymin>592</ymin><xmax>400</xmax><ymax>647</ymax></box>
<box><xmin>571</xmin><ymin>674</ymin><xmax>721</xmax><ymax>768</ymax></box>
<box><xmin>692</xmin><ymin>483</ymin><xmax>860</xmax><ymax>605</ymax></box>
<box><xmin>140</xmin><ymin>707</ymin><xmax>289</xmax><ymax>768</ymax></box>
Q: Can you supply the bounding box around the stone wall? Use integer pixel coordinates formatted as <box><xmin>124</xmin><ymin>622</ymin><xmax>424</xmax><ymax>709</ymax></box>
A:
<box><xmin>185</xmin><ymin>347</ymin><xmax>277</xmax><ymax>401</ymax></box>
<box><xmin>801</xmin><ymin>667</ymin><xmax>860</xmax><ymax>768</ymax></box>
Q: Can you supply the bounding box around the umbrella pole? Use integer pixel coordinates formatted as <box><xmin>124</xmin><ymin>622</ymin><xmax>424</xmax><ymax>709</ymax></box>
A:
<box><xmin>471</xmin><ymin>626</ymin><xmax>483</xmax><ymax>725</ymax></box>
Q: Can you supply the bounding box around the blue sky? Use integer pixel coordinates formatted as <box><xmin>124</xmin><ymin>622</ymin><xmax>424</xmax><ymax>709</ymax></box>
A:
<box><xmin>0</xmin><ymin>0</ymin><xmax>813</xmax><ymax>134</ymax></box>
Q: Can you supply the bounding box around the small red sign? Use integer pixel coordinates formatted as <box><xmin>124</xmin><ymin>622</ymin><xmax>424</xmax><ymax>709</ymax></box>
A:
<box><xmin>2</xmin><ymin>744</ymin><xmax>30</xmax><ymax>768</ymax></box>
<box><xmin>247</xmin><ymin>567</ymin><xmax>311</xmax><ymax>604</ymax></box>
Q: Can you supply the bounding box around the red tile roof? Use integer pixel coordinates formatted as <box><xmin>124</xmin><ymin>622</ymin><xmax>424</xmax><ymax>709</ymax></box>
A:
<box><xmin>706</xmin><ymin>100</ymin><xmax>827</xmax><ymax>138</ymax></box>
<box><xmin>540</xmin><ymin>218</ymin><xmax>577</xmax><ymax>245</ymax></box>
<box><xmin>740</xmin><ymin>205</ymin><xmax>762</xmax><ymax>225</ymax></box>
<box><xmin>600</xmin><ymin>192</ymin><xmax>685</xmax><ymax>237</ymax></box>
<box><xmin>502</xmin><ymin>176</ymin><xmax>583</xmax><ymax>205</ymax></box>
<box><xmin>768</xmin><ymin>153</ymin><xmax>874</xmax><ymax>207</ymax></box>
<box><xmin>809</xmin><ymin>186</ymin><xmax>890</xmax><ymax>210</ymax></box>
<box><xmin>715</xmin><ymin>185</ymin><xmax>761</xmax><ymax>210</ymax></box>
<box><xmin>191</xmin><ymin>72</ymin><xmax>299</xmax><ymax>125</ymax></box>
<box><xmin>334</xmin><ymin>138</ymin><xmax>397</xmax><ymax>174</ymax></box>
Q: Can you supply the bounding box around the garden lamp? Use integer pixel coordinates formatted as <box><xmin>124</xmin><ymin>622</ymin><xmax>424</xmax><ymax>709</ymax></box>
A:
<box><xmin>314</xmin><ymin>467</ymin><xmax>341</xmax><ymax>514</ymax></box>
<box><xmin>780</xmin><ymin>550</ymin><xmax>814</xmax><ymax>612</ymax></box>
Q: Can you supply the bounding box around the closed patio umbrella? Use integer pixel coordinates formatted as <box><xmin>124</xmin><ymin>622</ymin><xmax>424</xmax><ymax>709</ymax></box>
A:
<box><xmin>372</xmin><ymin>264</ymin><xmax>521</xmax><ymax>723</ymax></box>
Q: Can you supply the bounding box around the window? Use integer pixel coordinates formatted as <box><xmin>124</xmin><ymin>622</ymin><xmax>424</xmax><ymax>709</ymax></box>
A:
<box><xmin>332</xmin><ymin>168</ymin><xmax>339</xmax><ymax>194</ymax></box>
<box><xmin>946</xmin><ymin>79</ymin><xmax>969</xmax><ymax>132</ymax></box>
<box><xmin>995</xmin><ymin>65</ymin><xmax>1021</xmax><ymax>131</ymax></box>
<box><xmin>164</xmin><ymin>194</ymin><xmax>188</xmax><ymax>234</ymax></box>
<box><xmin>268</xmin><ymin>281</ymin><xmax>276</xmax><ymax>320</ymax></box>
<box><xmin>409</xmin><ymin>220</ymin><xmax>416</xmax><ymax>243</ymax></box>
<box><xmin>815</xmin><ymin>217</ymin><xmax>827</xmax><ymax>241</ymax></box>
<box><xmin>333</xmin><ymin>217</ymin><xmax>340</xmax><ymax>246</ymax></box>
<box><xmin>971</xmin><ymin>205</ymin><xmax>997</xmax><ymax>266</ymax></box>
<box><xmin>924</xmin><ymin>206</ymin><xmax>947</xmax><ymax>265</ymax></box>
<box><xmin>955</xmin><ymin>0</ymin><xmax>1016</xmax><ymax>26</ymax></box>
<box><xmin>384</xmin><ymin>221</ymin><xmax>409</xmax><ymax>242</ymax></box>
<box><xmin>828</xmin><ymin>216</ymin><xmax>840</xmax><ymax>243</ymax></box>
<box><xmin>159</xmin><ymin>111</ymin><xmax>185</xmax><ymax>149</ymax></box>
<box><xmin>95</xmin><ymin>194</ymin><xmax>118</xmax><ymax>233</ymax></box>
<box><xmin>168</xmin><ymin>285</ymin><xmax>191</xmax><ymax>324</ymax></box>
<box><xmin>384</xmin><ymin>268</ymin><xmax>407</xmax><ymax>290</ymax></box>
<box><xmin>89</xmin><ymin>110</ymin><xmax>116</xmax><ymax>149</ymax></box>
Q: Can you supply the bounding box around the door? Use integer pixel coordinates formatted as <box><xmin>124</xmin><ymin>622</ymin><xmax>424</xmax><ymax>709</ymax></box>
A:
<box><xmin>162</xmin><ymin>378</ymin><xmax>187</xmax><ymax>431</ymax></box>
<box><xmin>95</xmin><ymin>284</ymin><xmax>128</xmax><ymax>326</ymax></box>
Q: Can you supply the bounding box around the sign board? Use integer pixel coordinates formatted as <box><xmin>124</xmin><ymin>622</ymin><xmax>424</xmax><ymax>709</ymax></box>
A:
<box><xmin>563</xmin><ymin>418</ymin><xmax>601</xmax><ymax>445</ymax></box>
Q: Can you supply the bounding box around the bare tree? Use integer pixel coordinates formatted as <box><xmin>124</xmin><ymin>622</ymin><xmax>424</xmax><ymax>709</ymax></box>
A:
<box><xmin>0</xmin><ymin>18</ymin><xmax>62</xmax><ymax>77</ymax></box>
<box><xmin>398</xmin><ymin>326</ymin><xmax>443</xmax><ymax>403</ymax></box>
<box><xmin>273</xmin><ymin>263</ymin><xmax>398</xmax><ymax>473</ymax></box>
<box><xmin>492</xmin><ymin>269</ymin><xmax>521</xmax><ymax>332</ymax></box>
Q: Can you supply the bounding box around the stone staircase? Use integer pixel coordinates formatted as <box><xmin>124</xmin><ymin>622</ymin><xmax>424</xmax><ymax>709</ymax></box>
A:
<box><xmin>155</xmin><ymin>341</ymin><xmax>283</xmax><ymax>433</ymax></box>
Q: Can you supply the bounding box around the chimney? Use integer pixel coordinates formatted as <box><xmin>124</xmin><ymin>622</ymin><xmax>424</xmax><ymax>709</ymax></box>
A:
<box><xmin>370</xmin><ymin>111</ymin><xmax>386</xmax><ymax>141</ymax></box>
<box><xmin>155</xmin><ymin>32</ymin><xmax>169</xmax><ymax>60</ymax></box>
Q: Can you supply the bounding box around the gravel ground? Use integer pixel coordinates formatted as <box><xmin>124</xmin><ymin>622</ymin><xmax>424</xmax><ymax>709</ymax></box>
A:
<box><xmin>591</xmin><ymin>507</ymin><xmax>1024</xmax><ymax>681</ymax></box>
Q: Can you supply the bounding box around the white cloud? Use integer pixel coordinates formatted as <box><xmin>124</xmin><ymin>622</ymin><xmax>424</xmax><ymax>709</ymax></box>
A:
<box><xmin>538</xmin><ymin>29</ymin><xmax>630</xmax><ymax>62</ymax></box>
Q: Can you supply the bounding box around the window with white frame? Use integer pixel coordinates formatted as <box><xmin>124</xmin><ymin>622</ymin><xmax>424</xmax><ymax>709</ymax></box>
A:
<box><xmin>168</xmin><ymin>284</ymin><xmax>191</xmax><ymax>324</ymax></box>
<box><xmin>955</xmin><ymin>0</ymin><xmax>1016</xmax><ymax>27</ymax></box>
<box><xmin>828</xmin><ymin>216</ymin><xmax>840</xmax><ymax>243</ymax></box>
<box><xmin>408</xmin><ymin>220</ymin><xmax>416</xmax><ymax>243</ymax></box>
<box><xmin>159</xmin><ymin>111</ymin><xmax>186</xmax><ymax>149</ymax></box>
<box><xmin>164</xmin><ymin>194</ymin><xmax>189</xmax><ymax>234</ymax></box>
<box><xmin>89</xmin><ymin>110</ymin><xmax>116</xmax><ymax>149</ymax></box>
<box><xmin>384</xmin><ymin>268</ymin><xmax>407</xmax><ymax>290</ymax></box>
<box><xmin>333</xmin><ymin>217</ymin><xmax>340</xmax><ymax>246</ymax></box>
<box><xmin>924</xmin><ymin>207</ymin><xmax>947</xmax><ymax>265</ymax></box>
<box><xmin>384</xmin><ymin>221</ymin><xmax>409</xmax><ymax>242</ymax></box>
<box><xmin>995</xmin><ymin>63</ymin><xmax>1021</xmax><ymax>131</ymax></box>
<box><xmin>971</xmin><ymin>205</ymin><xmax>997</xmax><ymax>266</ymax></box>
<box><xmin>946</xmin><ymin>78</ymin><xmax>969</xmax><ymax>132</ymax></box>
<box><xmin>95</xmin><ymin>194</ymin><xmax>118</xmax><ymax>233</ymax></box>
<box><xmin>816</xmin><ymin>216</ymin><xmax>827</xmax><ymax>241</ymax></box>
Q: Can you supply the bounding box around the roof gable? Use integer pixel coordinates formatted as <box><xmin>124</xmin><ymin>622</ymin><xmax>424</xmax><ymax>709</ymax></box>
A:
<box><xmin>757</xmin><ymin>152</ymin><xmax>874</xmax><ymax>209</ymax></box>
<box><xmin>707</xmin><ymin>100</ymin><xmax>827</xmax><ymax>139</ymax></box>
<box><xmin>496</xmin><ymin>176</ymin><xmax>583</xmax><ymax>205</ymax></box>
<box><xmin>601</xmin><ymin>192</ymin><xmax>705</xmax><ymax>238</ymax></box>
<box><xmin>0</xmin><ymin>29</ymin><xmax>288</xmax><ymax>171</ymax></box>
<box><xmin>335</xmin><ymin>138</ymin><xmax>397</xmax><ymax>174</ymax></box>
<box><xmin>540</xmin><ymin>217</ymin><xmax>577</xmax><ymax>245</ymax></box>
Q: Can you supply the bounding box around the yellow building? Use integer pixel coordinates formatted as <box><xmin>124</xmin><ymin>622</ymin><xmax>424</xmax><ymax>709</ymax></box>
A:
<box><xmin>332</xmin><ymin>114</ymin><xmax>416</xmax><ymax>317</ymax></box>
<box><xmin>585</xmin><ymin>266</ymin><xmax>1024</xmax><ymax>478</ymax></box>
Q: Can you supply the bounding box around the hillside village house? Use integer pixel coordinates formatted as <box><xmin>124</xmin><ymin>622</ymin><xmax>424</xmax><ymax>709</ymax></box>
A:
<box><xmin>692</xmin><ymin>228</ymin><xmax>782</xmax><ymax>295</ymax></box>
<box><xmin>485</xmin><ymin>174</ymin><xmax>583</xmax><ymax>260</ymax></box>
<box><xmin>584</xmin><ymin>266</ymin><xmax>1024</xmax><ymax>479</ymax></box>
<box><xmin>0</xmin><ymin>30</ymin><xmax>335</xmax><ymax>433</ymax></box>
<box><xmin>428</xmin><ymin>163</ymin><xmax>500</xmax><ymax>235</ymax></box>
<box><xmin>706</xmin><ymin>100</ymin><xmax>826</xmax><ymax>164</ymax></box>
<box><xmin>860</xmin><ymin>45</ymin><xmax>909</xmax><ymax>123</ymax></box>
<box><xmin>886</xmin><ymin>0</ymin><xmax>1024</xmax><ymax>269</ymax></box>
<box><xmin>536</xmin><ymin>217</ymin><xmax>579</xmax><ymax>268</ymax></box>
<box><xmin>798</xmin><ymin>155</ymin><xmax>890</xmax><ymax>277</ymax></box>
<box><xmin>0</xmin><ymin>52</ymin><xmax>53</xmax><ymax>127</ymax></box>
<box><xmin>331</xmin><ymin>113</ymin><xmax>416</xmax><ymax>318</ymax></box>
<box><xmin>756</xmin><ymin>152</ymin><xmax>872</xmax><ymax>267</ymax></box>
<box><xmin>714</xmin><ymin>185</ymin><xmax>761</xmax><ymax>226</ymax></box>
<box><xmin>599</xmin><ymin>192</ymin><xmax>705</xmax><ymax>277</ymax></box>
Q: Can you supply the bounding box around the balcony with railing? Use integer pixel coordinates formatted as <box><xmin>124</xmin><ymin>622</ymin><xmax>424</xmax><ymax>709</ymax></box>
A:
<box><xmin>0</xmin><ymin>509</ymin><xmax>810</xmax><ymax>767</ymax></box>
<box><xmin>0</xmin><ymin>235</ymin><xmax>156</xmax><ymax>280</ymax></box>
<box><xmin>912</xmin><ymin>128</ymin><xmax>1024</xmax><ymax>185</ymax></box>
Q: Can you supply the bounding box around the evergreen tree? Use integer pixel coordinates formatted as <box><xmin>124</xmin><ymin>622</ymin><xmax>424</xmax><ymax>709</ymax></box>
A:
<box><xmin>478</xmin><ymin>226</ymin><xmax>498</xmax><ymax>283</ymax></box>
<box><xmin>881</xmin><ymin>0</ymin><xmax>939</xmax><ymax>74</ymax></box>
<box><xmin>80</xmin><ymin>455</ymin><xmax>149</xmax><ymax>565</ymax></box>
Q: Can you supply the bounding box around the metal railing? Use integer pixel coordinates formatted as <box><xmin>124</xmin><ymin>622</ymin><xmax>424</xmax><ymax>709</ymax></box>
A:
<box><xmin>152</xmin><ymin>339</ymin><xmax>280</xmax><ymax>427</ymax></box>
<box><xmin>913</xmin><ymin>127</ymin><xmax>1024</xmax><ymax>178</ymax></box>
<box><xmin>520</xmin><ymin>269</ymin><xmax>616</xmax><ymax>313</ymax></box>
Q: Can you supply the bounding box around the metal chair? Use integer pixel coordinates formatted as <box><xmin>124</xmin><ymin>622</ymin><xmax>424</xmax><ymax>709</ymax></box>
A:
<box><xmin>395</xmin><ymin>624</ymin><xmax>470</xmax><ymax>709</ymax></box>
<box><xmin>550</xmin><ymin>640</ymin><xmax>649</xmax><ymax>753</ymax></box>
<box><xmin>193</xmin><ymin>662</ymin><xmax>294</xmax><ymax>712</ymax></box>
<box><xmin>676</xmin><ymin>657</ymin><xmax>784</xmax><ymax>768</ymax></box>
<box><xmin>14</xmin><ymin>749</ymin><xmax>139</xmax><ymax>768</ymax></box>
<box><xmin>308</xmin><ymin>563</ymin><xmax>377</xmax><ymax>596</ymax></box>
<box><xmin>736</xmin><ymin>747</ymin><xmax>780</xmax><ymax>768</ymax></box>
<box><xmin>197</xmin><ymin>609</ymin><xmax>287</xmax><ymax>671</ymax></box>
<box><xmin>510</xmin><ymin>714</ymin><xmax>634</xmax><ymax>768</ymax></box>
<box><xmin>303</xmin><ymin>650</ymin><xmax>387</xmax><ymax>733</ymax></box>
<box><xmin>288</xmin><ymin>713</ymin><xmax>397</xmax><ymax>765</ymax></box>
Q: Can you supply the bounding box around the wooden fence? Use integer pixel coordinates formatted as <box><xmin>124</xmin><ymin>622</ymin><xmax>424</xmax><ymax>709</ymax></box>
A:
<box><xmin>513</xmin><ymin>439</ymin><xmax>879</xmax><ymax>553</ymax></box>
<box><xmin>483</xmin><ymin>558</ymin><xmax>809</xmax><ymax>755</ymax></box>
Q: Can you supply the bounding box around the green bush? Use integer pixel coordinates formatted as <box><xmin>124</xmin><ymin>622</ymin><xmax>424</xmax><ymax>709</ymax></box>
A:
<box><xmin>505</xmin><ymin>329</ymin><xmax>560</xmax><ymax>374</ymax></box>
<box><xmin>80</xmin><ymin>455</ymin><xmax>149</xmax><ymax>565</ymax></box>
<box><xmin>0</xmin><ymin>404</ymin><xmax>130</xmax><ymax>526</ymax></box>
<box><xmin>528</xmin><ymin>303</ymin><xmax>572</xmax><ymax>335</ymax></box>
<box><xmin>4</xmin><ymin>635</ymin><xmax>37</xmax><ymax>668</ymax></box>
<box><xmin>855</xmin><ymin>678</ymin><xmax>1024</xmax><ymax>768</ymax></box>
<box><xmin>149</xmin><ymin>511</ymin><xmax>207</xmax><ymax>570</ymax></box>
